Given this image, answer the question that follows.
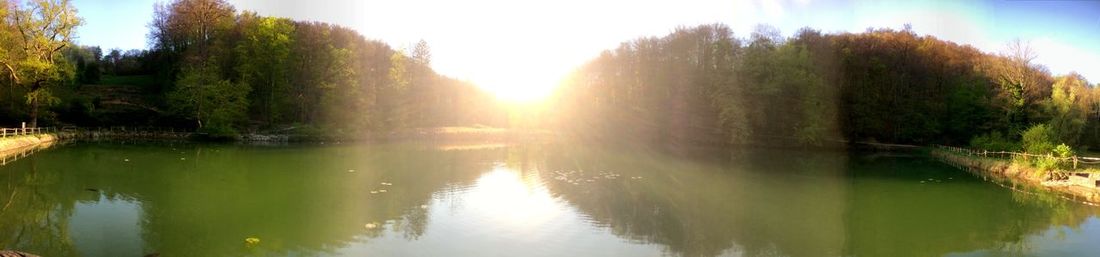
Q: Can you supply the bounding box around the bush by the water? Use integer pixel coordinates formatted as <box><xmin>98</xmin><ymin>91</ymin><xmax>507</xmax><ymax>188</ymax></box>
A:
<box><xmin>1018</xmin><ymin>124</ymin><xmax>1077</xmax><ymax>172</ymax></box>
<box><xmin>969</xmin><ymin>131</ymin><xmax>1019</xmax><ymax>151</ymax></box>
<box><xmin>1022</xmin><ymin>124</ymin><xmax>1057</xmax><ymax>154</ymax></box>
<box><xmin>195</xmin><ymin>126</ymin><xmax>239</xmax><ymax>141</ymax></box>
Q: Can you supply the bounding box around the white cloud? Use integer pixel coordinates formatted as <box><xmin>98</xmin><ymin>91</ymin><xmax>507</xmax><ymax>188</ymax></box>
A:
<box><xmin>760</xmin><ymin>0</ymin><xmax>787</xmax><ymax>19</ymax></box>
<box><xmin>1031</xmin><ymin>37</ymin><xmax>1100</xmax><ymax>83</ymax></box>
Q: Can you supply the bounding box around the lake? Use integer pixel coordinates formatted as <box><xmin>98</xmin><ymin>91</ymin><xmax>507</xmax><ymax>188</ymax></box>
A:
<box><xmin>1</xmin><ymin>142</ymin><xmax>1099</xmax><ymax>257</ymax></box>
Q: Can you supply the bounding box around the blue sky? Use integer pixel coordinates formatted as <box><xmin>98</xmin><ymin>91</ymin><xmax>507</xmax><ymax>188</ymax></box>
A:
<box><xmin>73</xmin><ymin>0</ymin><xmax>1100</xmax><ymax>91</ymax></box>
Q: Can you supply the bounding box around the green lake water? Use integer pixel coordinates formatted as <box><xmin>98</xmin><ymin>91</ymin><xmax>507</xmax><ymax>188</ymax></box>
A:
<box><xmin>1</xmin><ymin>142</ymin><xmax>1099</xmax><ymax>257</ymax></box>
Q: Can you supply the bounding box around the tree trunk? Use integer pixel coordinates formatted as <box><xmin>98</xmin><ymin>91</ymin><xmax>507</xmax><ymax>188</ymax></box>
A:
<box><xmin>29</xmin><ymin>97</ymin><xmax>37</xmax><ymax>128</ymax></box>
<box><xmin>28</xmin><ymin>81</ymin><xmax>44</xmax><ymax>128</ymax></box>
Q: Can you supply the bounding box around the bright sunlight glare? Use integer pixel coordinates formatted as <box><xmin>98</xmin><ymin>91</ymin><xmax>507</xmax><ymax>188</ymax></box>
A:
<box><xmin>472</xmin><ymin>61</ymin><xmax>562</xmax><ymax>103</ymax></box>
<box><xmin>466</xmin><ymin>165</ymin><xmax>563</xmax><ymax>229</ymax></box>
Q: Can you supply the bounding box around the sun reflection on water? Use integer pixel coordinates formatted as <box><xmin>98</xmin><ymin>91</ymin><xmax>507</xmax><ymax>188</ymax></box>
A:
<box><xmin>465</xmin><ymin>164</ymin><xmax>564</xmax><ymax>231</ymax></box>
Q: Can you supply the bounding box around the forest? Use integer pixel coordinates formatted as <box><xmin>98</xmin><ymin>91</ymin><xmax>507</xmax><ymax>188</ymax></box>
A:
<box><xmin>2</xmin><ymin>0</ymin><xmax>1098</xmax><ymax>154</ymax></box>
<box><xmin>0</xmin><ymin>0</ymin><xmax>507</xmax><ymax>138</ymax></box>
<box><xmin>551</xmin><ymin>24</ymin><xmax>1099</xmax><ymax>154</ymax></box>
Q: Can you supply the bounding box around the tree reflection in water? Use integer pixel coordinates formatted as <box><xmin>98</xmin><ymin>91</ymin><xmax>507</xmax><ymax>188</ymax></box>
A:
<box><xmin>0</xmin><ymin>142</ymin><xmax>1097</xmax><ymax>257</ymax></box>
<box><xmin>537</xmin><ymin>145</ymin><xmax>1100</xmax><ymax>257</ymax></box>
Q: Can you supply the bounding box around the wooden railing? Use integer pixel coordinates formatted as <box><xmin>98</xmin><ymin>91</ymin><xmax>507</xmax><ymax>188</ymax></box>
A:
<box><xmin>0</xmin><ymin>127</ymin><xmax>56</xmax><ymax>138</ymax></box>
<box><xmin>935</xmin><ymin>145</ymin><xmax>1100</xmax><ymax>170</ymax></box>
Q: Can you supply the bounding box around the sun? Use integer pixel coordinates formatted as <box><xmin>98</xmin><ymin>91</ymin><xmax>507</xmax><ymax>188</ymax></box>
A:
<box><xmin>480</xmin><ymin>82</ymin><xmax>555</xmax><ymax>103</ymax></box>
<box><xmin>474</xmin><ymin>66</ymin><xmax>561</xmax><ymax>104</ymax></box>
<box><xmin>477</xmin><ymin>78</ymin><xmax>557</xmax><ymax>104</ymax></box>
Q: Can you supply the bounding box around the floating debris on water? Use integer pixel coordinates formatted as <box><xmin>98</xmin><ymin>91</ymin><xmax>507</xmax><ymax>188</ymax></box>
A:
<box><xmin>920</xmin><ymin>181</ymin><xmax>926</xmax><ymax>183</ymax></box>
<box><xmin>378</xmin><ymin>189</ymin><xmax>387</xmax><ymax>193</ymax></box>
<box><xmin>420</xmin><ymin>204</ymin><xmax>428</xmax><ymax>209</ymax></box>
<box><xmin>123</xmin><ymin>158</ymin><xmax>130</xmax><ymax>162</ymax></box>
<box><xmin>380</xmin><ymin>182</ymin><xmax>392</xmax><ymax>186</ymax></box>
<box><xmin>370</xmin><ymin>191</ymin><xmax>378</xmax><ymax>194</ymax></box>
<box><xmin>245</xmin><ymin>237</ymin><xmax>260</xmax><ymax>246</ymax></box>
<box><xmin>347</xmin><ymin>169</ymin><xmax>355</xmax><ymax>172</ymax></box>
<box><xmin>180</xmin><ymin>157</ymin><xmax>186</xmax><ymax>160</ymax></box>
<box><xmin>364</xmin><ymin>223</ymin><xmax>379</xmax><ymax>229</ymax></box>
<box><xmin>552</xmin><ymin>169</ymin><xmax>630</xmax><ymax>184</ymax></box>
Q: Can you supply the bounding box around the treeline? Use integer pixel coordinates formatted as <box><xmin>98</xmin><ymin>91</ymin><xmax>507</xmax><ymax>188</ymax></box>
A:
<box><xmin>1</xmin><ymin>0</ymin><xmax>506</xmax><ymax>137</ymax></box>
<box><xmin>553</xmin><ymin>24</ymin><xmax>1100</xmax><ymax>152</ymax></box>
<box><xmin>144</xmin><ymin>0</ymin><xmax>509</xmax><ymax>134</ymax></box>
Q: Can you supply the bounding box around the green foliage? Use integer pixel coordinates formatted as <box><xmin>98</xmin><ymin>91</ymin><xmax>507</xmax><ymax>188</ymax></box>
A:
<box><xmin>99</xmin><ymin>75</ymin><xmax>157</xmax><ymax>87</ymax></box>
<box><xmin>1018</xmin><ymin>124</ymin><xmax>1079</xmax><ymax>172</ymax></box>
<box><xmin>195</xmin><ymin>124</ymin><xmax>238</xmax><ymax>141</ymax></box>
<box><xmin>1021</xmin><ymin>124</ymin><xmax>1056</xmax><ymax>154</ymax></box>
<box><xmin>1</xmin><ymin>0</ymin><xmax>84</xmax><ymax>126</ymax></box>
<box><xmin>1031</xmin><ymin>143</ymin><xmax>1074</xmax><ymax>173</ymax></box>
<box><xmin>1054</xmin><ymin>143</ymin><xmax>1074</xmax><ymax>158</ymax></box>
<box><xmin>1046</xmin><ymin>74</ymin><xmax>1089</xmax><ymax>146</ymax></box>
<box><xmin>132</xmin><ymin>0</ymin><xmax>505</xmax><ymax>135</ymax></box>
<box><xmin>235</xmin><ymin>13</ymin><xmax>294</xmax><ymax>124</ymax></box>
<box><xmin>385</xmin><ymin>51</ymin><xmax>411</xmax><ymax>130</ymax></box>
<box><xmin>168</xmin><ymin>64</ymin><xmax>250</xmax><ymax>130</ymax></box>
<box><xmin>969</xmin><ymin>131</ymin><xmax>1018</xmax><ymax>151</ymax></box>
<box><xmin>554</xmin><ymin>24</ymin><xmax>1100</xmax><ymax>151</ymax></box>
<box><xmin>1031</xmin><ymin>154</ymin><xmax>1059</xmax><ymax>172</ymax></box>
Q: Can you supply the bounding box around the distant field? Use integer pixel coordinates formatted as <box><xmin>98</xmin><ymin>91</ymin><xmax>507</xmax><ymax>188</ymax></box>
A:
<box><xmin>98</xmin><ymin>75</ymin><xmax>157</xmax><ymax>87</ymax></box>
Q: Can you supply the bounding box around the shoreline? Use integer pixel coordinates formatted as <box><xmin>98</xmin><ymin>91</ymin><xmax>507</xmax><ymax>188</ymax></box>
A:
<box><xmin>0</xmin><ymin>134</ymin><xmax>61</xmax><ymax>161</ymax></box>
<box><xmin>932</xmin><ymin>149</ymin><xmax>1100</xmax><ymax>205</ymax></box>
<box><xmin>0</xmin><ymin>126</ymin><xmax>552</xmax><ymax>160</ymax></box>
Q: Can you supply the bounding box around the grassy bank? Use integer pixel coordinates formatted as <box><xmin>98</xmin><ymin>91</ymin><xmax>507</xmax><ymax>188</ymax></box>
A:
<box><xmin>0</xmin><ymin>134</ymin><xmax>60</xmax><ymax>154</ymax></box>
<box><xmin>932</xmin><ymin>148</ymin><xmax>1100</xmax><ymax>205</ymax></box>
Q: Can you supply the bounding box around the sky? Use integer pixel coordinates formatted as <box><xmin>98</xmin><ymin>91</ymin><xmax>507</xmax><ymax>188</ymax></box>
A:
<box><xmin>73</xmin><ymin>0</ymin><xmax>1100</xmax><ymax>95</ymax></box>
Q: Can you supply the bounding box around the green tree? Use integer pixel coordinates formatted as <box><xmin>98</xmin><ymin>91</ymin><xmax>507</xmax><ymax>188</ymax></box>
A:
<box><xmin>385</xmin><ymin>51</ymin><xmax>410</xmax><ymax>130</ymax></box>
<box><xmin>409</xmin><ymin>39</ymin><xmax>436</xmax><ymax>126</ymax></box>
<box><xmin>235</xmin><ymin>13</ymin><xmax>294</xmax><ymax>125</ymax></box>
<box><xmin>1021</xmin><ymin>124</ymin><xmax>1056</xmax><ymax>155</ymax></box>
<box><xmin>168</xmin><ymin>63</ymin><xmax>249</xmax><ymax>131</ymax></box>
<box><xmin>1047</xmin><ymin>73</ymin><xmax>1090</xmax><ymax>146</ymax></box>
<box><xmin>0</xmin><ymin>1</ymin><xmax>14</xmax><ymax>88</ymax></box>
<box><xmin>2</xmin><ymin>0</ymin><xmax>83</xmax><ymax>127</ymax></box>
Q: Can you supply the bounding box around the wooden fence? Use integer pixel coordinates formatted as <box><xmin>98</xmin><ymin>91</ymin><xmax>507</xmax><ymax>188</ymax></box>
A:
<box><xmin>935</xmin><ymin>145</ymin><xmax>1100</xmax><ymax>170</ymax></box>
<box><xmin>0</xmin><ymin>126</ymin><xmax>187</xmax><ymax>137</ymax></box>
<box><xmin>0</xmin><ymin>127</ymin><xmax>56</xmax><ymax>138</ymax></box>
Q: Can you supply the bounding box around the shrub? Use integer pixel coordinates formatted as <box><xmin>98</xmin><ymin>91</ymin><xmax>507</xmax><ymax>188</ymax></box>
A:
<box><xmin>969</xmin><ymin>131</ymin><xmax>1018</xmax><ymax>151</ymax></box>
<box><xmin>1021</xmin><ymin>124</ymin><xmax>1056</xmax><ymax>155</ymax></box>
<box><xmin>1054</xmin><ymin>143</ymin><xmax>1074</xmax><ymax>159</ymax></box>
<box><xmin>195</xmin><ymin>125</ymin><xmax>239</xmax><ymax>141</ymax></box>
<box><xmin>1019</xmin><ymin>124</ymin><xmax>1077</xmax><ymax>173</ymax></box>
<box><xmin>1032</xmin><ymin>144</ymin><xmax>1073</xmax><ymax>175</ymax></box>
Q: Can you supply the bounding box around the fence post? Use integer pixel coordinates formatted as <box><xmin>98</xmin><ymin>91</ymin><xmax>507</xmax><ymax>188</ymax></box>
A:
<box><xmin>1074</xmin><ymin>156</ymin><xmax>1078</xmax><ymax>170</ymax></box>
